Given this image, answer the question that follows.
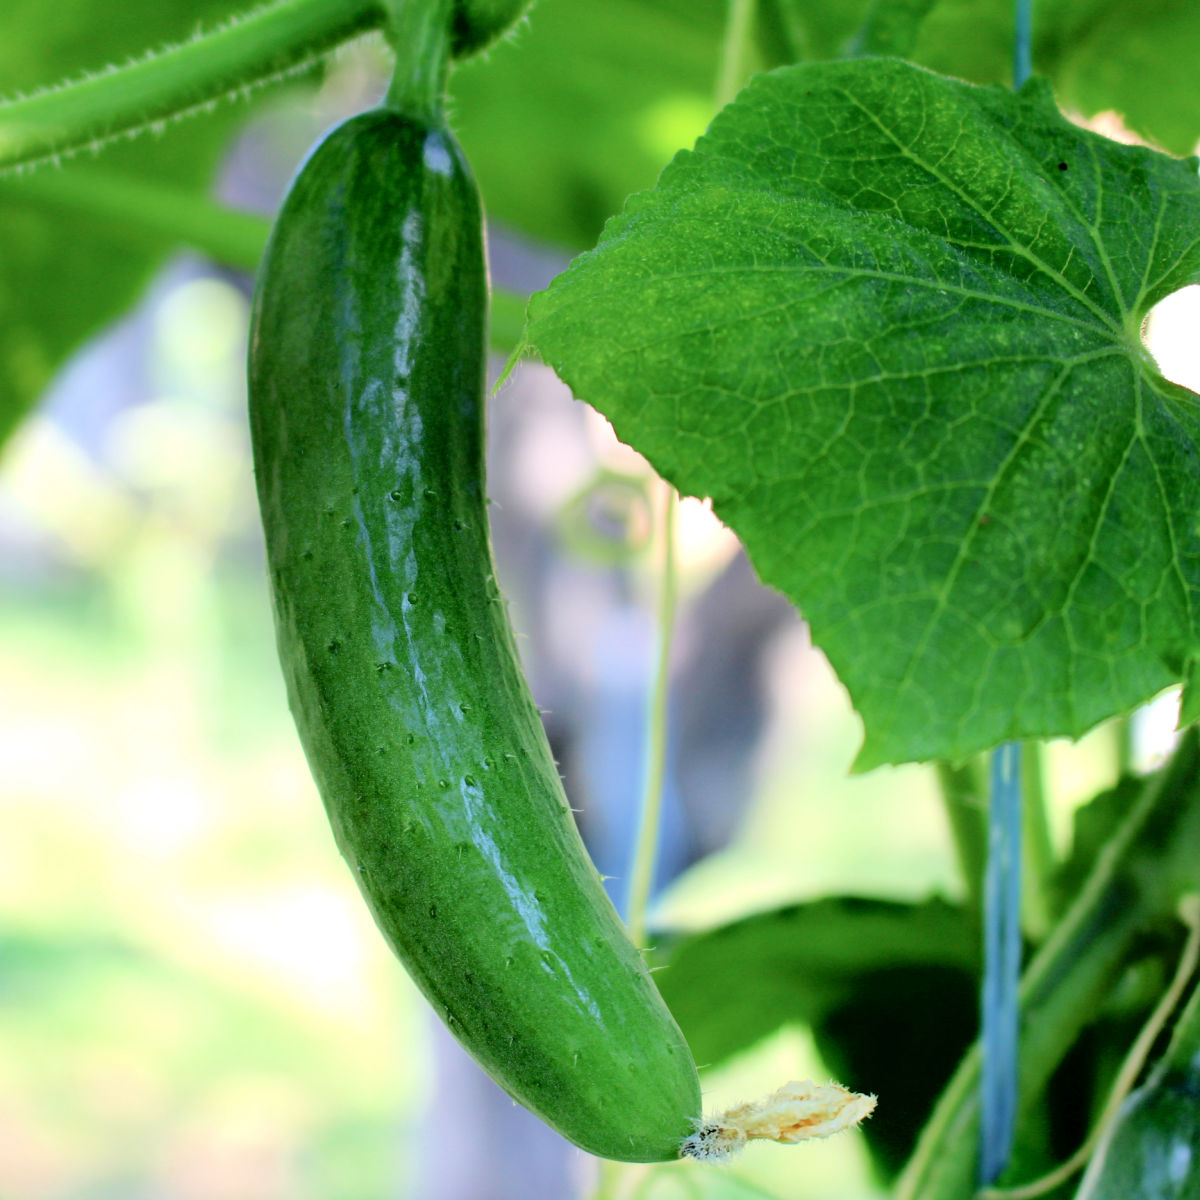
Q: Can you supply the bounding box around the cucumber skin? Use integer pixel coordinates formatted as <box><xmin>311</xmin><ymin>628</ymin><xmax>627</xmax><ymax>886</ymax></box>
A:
<box><xmin>247</xmin><ymin>109</ymin><xmax>700</xmax><ymax>1163</ymax></box>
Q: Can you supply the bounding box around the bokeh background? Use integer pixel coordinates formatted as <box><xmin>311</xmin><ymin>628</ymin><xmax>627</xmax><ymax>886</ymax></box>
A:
<box><xmin>3</xmin><ymin>22</ymin><xmax>1200</xmax><ymax>1200</ymax></box>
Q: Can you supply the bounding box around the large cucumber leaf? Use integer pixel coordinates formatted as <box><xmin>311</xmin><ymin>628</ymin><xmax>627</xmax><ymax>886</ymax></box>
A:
<box><xmin>525</xmin><ymin>59</ymin><xmax>1200</xmax><ymax>768</ymax></box>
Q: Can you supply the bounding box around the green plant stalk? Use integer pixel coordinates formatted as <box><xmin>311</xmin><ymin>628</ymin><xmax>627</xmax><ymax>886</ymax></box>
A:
<box><xmin>0</xmin><ymin>0</ymin><xmax>381</xmax><ymax>175</ymax></box>
<box><xmin>714</xmin><ymin>0</ymin><xmax>757</xmax><ymax>109</ymax></box>
<box><xmin>1021</xmin><ymin>741</ymin><xmax>1055</xmax><ymax>938</ymax></box>
<box><xmin>936</xmin><ymin>758</ymin><xmax>988</xmax><ymax>911</ymax></box>
<box><xmin>895</xmin><ymin>729</ymin><xmax>1200</xmax><ymax>1200</ymax></box>
<box><xmin>626</xmin><ymin>483</ymin><xmax>679</xmax><ymax>949</ymax></box>
<box><xmin>0</xmin><ymin>168</ymin><xmax>270</xmax><ymax>269</ymax></box>
<box><xmin>383</xmin><ymin>0</ymin><xmax>451</xmax><ymax>117</ymax></box>
<box><xmin>1111</xmin><ymin>714</ymin><xmax>1135</xmax><ymax>779</ymax></box>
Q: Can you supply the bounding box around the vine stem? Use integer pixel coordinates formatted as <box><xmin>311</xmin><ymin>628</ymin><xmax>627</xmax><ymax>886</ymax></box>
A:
<box><xmin>714</xmin><ymin>0</ymin><xmax>756</xmax><ymax>109</ymax></box>
<box><xmin>382</xmin><ymin>0</ymin><xmax>451</xmax><ymax>117</ymax></box>
<box><xmin>1</xmin><ymin>167</ymin><xmax>270</xmax><ymax>269</ymax></box>
<box><xmin>626</xmin><ymin>480</ymin><xmax>679</xmax><ymax>949</ymax></box>
<box><xmin>1111</xmin><ymin>714</ymin><xmax>1135</xmax><ymax>778</ymax></box>
<box><xmin>935</xmin><ymin>758</ymin><xmax>987</xmax><ymax>911</ymax></box>
<box><xmin>0</xmin><ymin>0</ymin><xmax>381</xmax><ymax>175</ymax></box>
<box><xmin>1020</xmin><ymin>742</ymin><xmax>1055</xmax><ymax>938</ymax></box>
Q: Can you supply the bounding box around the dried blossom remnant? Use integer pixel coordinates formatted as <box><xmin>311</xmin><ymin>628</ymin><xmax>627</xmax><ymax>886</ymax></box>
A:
<box><xmin>680</xmin><ymin>1079</ymin><xmax>877</xmax><ymax>1163</ymax></box>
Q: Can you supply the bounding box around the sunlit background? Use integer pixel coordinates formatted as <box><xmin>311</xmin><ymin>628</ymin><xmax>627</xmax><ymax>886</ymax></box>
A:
<box><xmin>1</xmin><ymin>43</ymin><xmax>1198</xmax><ymax>1200</ymax></box>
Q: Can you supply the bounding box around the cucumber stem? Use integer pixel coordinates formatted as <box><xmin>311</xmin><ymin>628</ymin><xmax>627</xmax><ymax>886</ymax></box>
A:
<box><xmin>0</xmin><ymin>0</ymin><xmax>381</xmax><ymax>175</ymax></box>
<box><xmin>382</xmin><ymin>0</ymin><xmax>453</xmax><ymax>119</ymax></box>
<box><xmin>626</xmin><ymin>480</ymin><xmax>679</xmax><ymax>949</ymax></box>
<box><xmin>935</xmin><ymin>757</ymin><xmax>987</xmax><ymax>911</ymax></box>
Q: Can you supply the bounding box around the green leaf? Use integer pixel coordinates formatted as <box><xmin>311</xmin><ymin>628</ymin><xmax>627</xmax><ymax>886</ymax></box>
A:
<box><xmin>0</xmin><ymin>0</ymin><xmax>300</xmax><ymax>448</ymax></box>
<box><xmin>525</xmin><ymin>58</ymin><xmax>1200</xmax><ymax>768</ymax></box>
<box><xmin>652</xmin><ymin>896</ymin><xmax>977</xmax><ymax>1066</ymax></box>
<box><xmin>448</xmin><ymin>0</ymin><xmax>729</xmax><ymax>250</ymax></box>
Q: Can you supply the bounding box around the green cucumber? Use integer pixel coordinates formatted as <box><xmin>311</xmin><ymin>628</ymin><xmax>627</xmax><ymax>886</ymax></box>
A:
<box><xmin>246</xmin><ymin>107</ymin><xmax>701</xmax><ymax>1162</ymax></box>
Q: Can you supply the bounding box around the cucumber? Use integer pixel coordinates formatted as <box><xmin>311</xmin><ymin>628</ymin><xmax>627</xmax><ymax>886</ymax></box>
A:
<box><xmin>246</xmin><ymin>108</ymin><xmax>701</xmax><ymax>1162</ymax></box>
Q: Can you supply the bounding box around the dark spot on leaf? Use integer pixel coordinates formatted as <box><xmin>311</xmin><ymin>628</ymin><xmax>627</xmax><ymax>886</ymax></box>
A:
<box><xmin>1058</xmin><ymin>161</ymin><xmax>1068</xmax><ymax>171</ymax></box>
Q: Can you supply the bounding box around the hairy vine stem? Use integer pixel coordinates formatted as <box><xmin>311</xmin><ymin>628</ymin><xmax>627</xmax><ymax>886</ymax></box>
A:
<box><xmin>0</xmin><ymin>0</ymin><xmax>381</xmax><ymax>175</ymax></box>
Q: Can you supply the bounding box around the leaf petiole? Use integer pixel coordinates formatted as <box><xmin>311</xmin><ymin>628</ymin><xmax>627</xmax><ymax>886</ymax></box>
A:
<box><xmin>626</xmin><ymin>479</ymin><xmax>679</xmax><ymax>949</ymax></box>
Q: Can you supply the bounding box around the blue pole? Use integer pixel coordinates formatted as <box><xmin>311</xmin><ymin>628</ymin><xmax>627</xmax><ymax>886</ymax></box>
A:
<box><xmin>980</xmin><ymin>741</ymin><xmax>1024</xmax><ymax>1184</ymax></box>
<box><xmin>1013</xmin><ymin>0</ymin><xmax>1033</xmax><ymax>87</ymax></box>
<box><xmin>979</xmin><ymin>7</ymin><xmax>1034</xmax><ymax>1181</ymax></box>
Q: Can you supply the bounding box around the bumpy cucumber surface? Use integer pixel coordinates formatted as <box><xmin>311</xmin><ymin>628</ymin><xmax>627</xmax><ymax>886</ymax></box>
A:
<box><xmin>247</xmin><ymin>108</ymin><xmax>700</xmax><ymax>1162</ymax></box>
